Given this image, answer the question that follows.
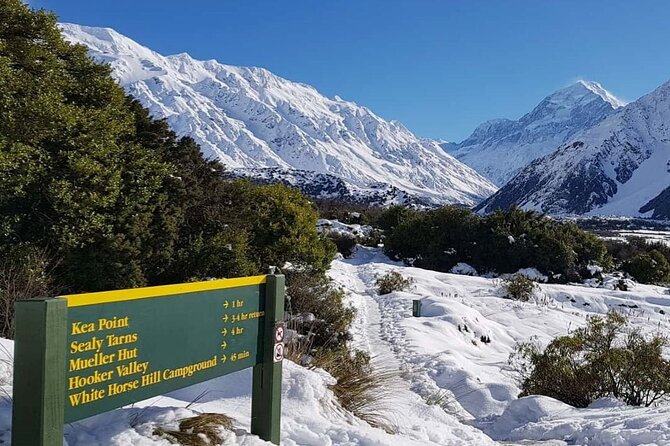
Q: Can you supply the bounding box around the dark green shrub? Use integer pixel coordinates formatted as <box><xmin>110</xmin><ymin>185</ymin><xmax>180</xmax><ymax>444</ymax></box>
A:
<box><xmin>373</xmin><ymin>205</ymin><xmax>419</xmax><ymax>232</ymax></box>
<box><xmin>383</xmin><ymin>206</ymin><xmax>609</xmax><ymax>281</ymax></box>
<box><xmin>327</xmin><ymin>233</ymin><xmax>358</xmax><ymax>258</ymax></box>
<box><xmin>285</xmin><ymin>270</ymin><xmax>354</xmax><ymax>352</ymax></box>
<box><xmin>622</xmin><ymin>250</ymin><xmax>670</xmax><ymax>284</ymax></box>
<box><xmin>376</xmin><ymin>271</ymin><xmax>414</xmax><ymax>295</ymax></box>
<box><xmin>511</xmin><ymin>312</ymin><xmax>670</xmax><ymax>407</ymax></box>
<box><xmin>607</xmin><ymin>237</ymin><xmax>670</xmax><ymax>285</ymax></box>
<box><xmin>502</xmin><ymin>275</ymin><xmax>537</xmax><ymax>301</ymax></box>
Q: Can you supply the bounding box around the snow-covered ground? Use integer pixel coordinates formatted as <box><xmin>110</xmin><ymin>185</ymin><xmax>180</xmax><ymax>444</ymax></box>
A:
<box><xmin>613</xmin><ymin>229</ymin><xmax>670</xmax><ymax>247</ymax></box>
<box><xmin>0</xmin><ymin>344</ymin><xmax>491</xmax><ymax>445</ymax></box>
<box><xmin>1</xmin><ymin>247</ymin><xmax>670</xmax><ymax>444</ymax></box>
<box><xmin>316</xmin><ymin>219</ymin><xmax>373</xmax><ymax>239</ymax></box>
<box><xmin>329</xmin><ymin>247</ymin><xmax>670</xmax><ymax>445</ymax></box>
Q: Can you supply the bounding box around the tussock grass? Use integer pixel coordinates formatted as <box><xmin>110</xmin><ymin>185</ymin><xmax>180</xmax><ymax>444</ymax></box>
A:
<box><xmin>424</xmin><ymin>389</ymin><xmax>452</xmax><ymax>408</ymax></box>
<box><xmin>154</xmin><ymin>413</ymin><xmax>234</xmax><ymax>445</ymax></box>
<box><xmin>314</xmin><ymin>349</ymin><xmax>399</xmax><ymax>434</ymax></box>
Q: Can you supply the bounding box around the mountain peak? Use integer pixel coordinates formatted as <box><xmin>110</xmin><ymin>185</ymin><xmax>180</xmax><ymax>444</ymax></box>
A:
<box><xmin>477</xmin><ymin>77</ymin><xmax>670</xmax><ymax>217</ymax></box>
<box><xmin>445</xmin><ymin>80</ymin><xmax>622</xmax><ymax>186</ymax></box>
<box><xmin>573</xmin><ymin>80</ymin><xmax>626</xmax><ymax>108</ymax></box>
<box><xmin>536</xmin><ymin>80</ymin><xmax>624</xmax><ymax>114</ymax></box>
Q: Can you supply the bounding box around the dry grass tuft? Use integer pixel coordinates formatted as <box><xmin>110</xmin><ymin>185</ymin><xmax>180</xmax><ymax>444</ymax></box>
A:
<box><xmin>314</xmin><ymin>349</ymin><xmax>399</xmax><ymax>434</ymax></box>
<box><xmin>154</xmin><ymin>413</ymin><xmax>234</xmax><ymax>445</ymax></box>
<box><xmin>424</xmin><ymin>389</ymin><xmax>452</xmax><ymax>408</ymax></box>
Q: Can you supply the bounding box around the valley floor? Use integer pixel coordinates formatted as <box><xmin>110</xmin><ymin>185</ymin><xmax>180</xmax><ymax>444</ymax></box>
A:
<box><xmin>1</xmin><ymin>247</ymin><xmax>670</xmax><ymax>445</ymax></box>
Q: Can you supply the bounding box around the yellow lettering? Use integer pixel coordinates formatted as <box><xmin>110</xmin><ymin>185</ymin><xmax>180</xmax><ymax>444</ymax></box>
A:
<box><xmin>68</xmin><ymin>370</ymin><xmax>114</xmax><ymax>391</ymax></box>
<box><xmin>69</xmin><ymin>352</ymin><xmax>116</xmax><ymax>371</ymax></box>
<box><xmin>106</xmin><ymin>333</ymin><xmax>138</xmax><ymax>347</ymax></box>
<box><xmin>71</xmin><ymin>321</ymin><xmax>95</xmax><ymax>335</ymax></box>
<box><xmin>107</xmin><ymin>380</ymin><xmax>139</xmax><ymax>396</ymax></box>
<box><xmin>98</xmin><ymin>316</ymin><xmax>130</xmax><ymax>331</ymax></box>
<box><xmin>68</xmin><ymin>388</ymin><xmax>105</xmax><ymax>407</ymax></box>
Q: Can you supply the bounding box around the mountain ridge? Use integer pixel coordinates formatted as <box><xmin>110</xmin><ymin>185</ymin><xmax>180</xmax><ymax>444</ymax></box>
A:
<box><xmin>61</xmin><ymin>23</ymin><xmax>496</xmax><ymax>206</ymax></box>
<box><xmin>443</xmin><ymin>81</ymin><xmax>624</xmax><ymax>186</ymax></box>
<box><xmin>476</xmin><ymin>79</ymin><xmax>670</xmax><ymax>219</ymax></box>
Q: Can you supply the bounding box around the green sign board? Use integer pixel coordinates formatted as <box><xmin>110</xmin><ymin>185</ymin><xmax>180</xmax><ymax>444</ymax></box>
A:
<box><xmin>12</xmin><ymin>274</ymin><xmax>285</xmax><ymax>446</ymax></box>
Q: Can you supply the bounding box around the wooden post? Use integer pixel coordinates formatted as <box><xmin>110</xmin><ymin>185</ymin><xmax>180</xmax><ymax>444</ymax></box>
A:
<box><xmin>12</xmin><ymin>298</ymin><xmax>67</xmax><ymax>446</ymax></box>
<box><xmin>251</xmin><ymin>274</ymin><xmax>284</xmax><ymax>444</ymax></box>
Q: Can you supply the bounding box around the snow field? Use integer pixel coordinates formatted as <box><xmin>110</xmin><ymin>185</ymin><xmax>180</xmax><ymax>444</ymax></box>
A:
<box><xmin>329</xmin><ymin>247</ymin><xmax>670</xmax><ymax>445</ymax></box>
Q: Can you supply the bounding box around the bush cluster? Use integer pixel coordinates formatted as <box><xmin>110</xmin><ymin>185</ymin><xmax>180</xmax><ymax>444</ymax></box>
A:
<box><xmin>375</xmin><ymin>271</ymin><xmax>414</xmax><ymax>295</ymax></box>
<box><xmin>502</xmin><ymin>275</ymin><xmax>537</xmax><ymax>302</ymax></box>
<box><xmin>606</xmin><ymin>237</ymin><xmax>670</xmax><ymax>285</ymax></box>
<box><xmin>382</xmin><ymin>206</ymin><xmax>609</xmax><ymax>282</ymax></box>
<box><xmin>284</xmin><ymin>270</ymin><xmax>354</xmax><ymax>353</ymax></box>
<box><xmin>1</xmin><ymin>1</ymin><xmax>374</xmax><ymax>422</ymax></box>
<box><xmin>327</xmin><ymin>232</ymin><xmax>358</xmax><ymax>258</ymax></box>
<box><xmin>511</xmin><ymin>312</ymin><xmax>670</xmax><ymax>407</ymax></box>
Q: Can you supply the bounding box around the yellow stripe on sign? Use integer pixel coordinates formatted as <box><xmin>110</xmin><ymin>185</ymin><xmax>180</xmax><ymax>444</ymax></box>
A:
<box><xmin>63</xmin><ymin>275</ymin><xmax>268</xmax><ymax>308</ymax></box>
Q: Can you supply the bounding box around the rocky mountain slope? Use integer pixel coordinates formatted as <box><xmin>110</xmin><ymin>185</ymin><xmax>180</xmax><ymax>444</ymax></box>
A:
<box><xmin>476</xmin><ymin>80</ymin><xmax>670</xmax><ymax>219</ymax></box>
<box><xmin>60</xmin><ymin>23</ymin><xmax>496</xmax><ymax>206</ymax></box>
<box><xmin>443</xmin><ymin>81</ymin><xmax>624</xmax><ymax>186</ymax></box>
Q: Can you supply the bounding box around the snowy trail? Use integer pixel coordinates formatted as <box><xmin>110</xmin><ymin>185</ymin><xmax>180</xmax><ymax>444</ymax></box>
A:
<box><xmin>330</xmin><ymin>250</ymin><xmax>497</xmax><ymax>445</ymax></box>
<box><xmin>330</xmin><ymin>246</ymin><xmax>670</xmax><ymax>446</ymax></box>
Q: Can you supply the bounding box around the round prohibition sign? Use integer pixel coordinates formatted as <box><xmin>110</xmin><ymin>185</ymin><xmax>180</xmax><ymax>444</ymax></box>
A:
<box><xmin>273</xmin><ymin>343</ymin><xmax>284</xmax><ymax>363</ymax></box>
<box><xmin>274</xmin><ymin>323</ymin><xmax>285</xmax><ymax>343</ymax></box>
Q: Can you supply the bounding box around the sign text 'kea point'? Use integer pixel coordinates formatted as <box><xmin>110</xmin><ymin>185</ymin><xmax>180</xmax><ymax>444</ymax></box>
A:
<box><xmin>12</xmin><ymin>273</ymin><xmax>285</xmax><ymax>446</ymax></box>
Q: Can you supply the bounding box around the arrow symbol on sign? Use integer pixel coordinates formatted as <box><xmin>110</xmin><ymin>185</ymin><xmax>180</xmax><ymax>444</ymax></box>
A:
<box><xmin>222</xmin><ymin>314</ymin><xmax>229</xmax><ymax>323</ymax></box>
<box><xmin>223</xmin><ymin>301</ymin><xmax>229</xmax><ymax>309</ymax></box>
<box><xmin>221</xmin><ymin>328</ymin><xmax>228</xmax><ymax>336</ymax></box>
<box><xmin>221</xmin><ymin>355</ymin><xmax>227</xmax><ymax>363</ymax></box>
<box><xmin>220</xmin><ymin>341</ymin><xmax>228</xmax><ymax>349</ymax></box>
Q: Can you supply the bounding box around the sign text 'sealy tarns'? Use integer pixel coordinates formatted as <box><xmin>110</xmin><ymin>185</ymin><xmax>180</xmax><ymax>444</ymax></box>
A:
<box><xmin>12</xmin><ymin>274</ymin><xmax>285</xmax><ymax>446</ymax></box>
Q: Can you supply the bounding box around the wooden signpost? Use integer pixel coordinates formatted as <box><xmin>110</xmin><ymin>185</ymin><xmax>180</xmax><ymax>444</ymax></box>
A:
<box><xmin>12</xmin><ymin>273</ymin><xmax>285</xmax><ymax>446</ymax></box>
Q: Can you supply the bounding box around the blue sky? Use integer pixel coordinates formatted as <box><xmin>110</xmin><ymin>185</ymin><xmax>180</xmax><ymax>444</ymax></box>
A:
<box><xmin>34</xmin><ymin>0</ymin><xmax>670</xmax><ymax>141</ymax></box>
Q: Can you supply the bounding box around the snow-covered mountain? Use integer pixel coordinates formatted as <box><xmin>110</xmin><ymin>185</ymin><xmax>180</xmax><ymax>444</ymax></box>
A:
<box><xmin>60</xmin><ymin>24</ymin><xmax>496</xmax><ymax>206</ymax></box>
<box><xmin>477</xmin><ymin>80</ymin><xmax>670</xmax><ymax>219</ymax></box>
<box><xmin>443</xmin><ymin>81</ymin><xmax>625</xmax><ymax>186</ymax></box>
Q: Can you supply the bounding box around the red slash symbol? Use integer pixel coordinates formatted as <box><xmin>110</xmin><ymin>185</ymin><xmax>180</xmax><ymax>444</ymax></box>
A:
<box><xmin>274</xmin><ymin>323</ymin><xmax>285</xmax><ymax>343</ymax></box>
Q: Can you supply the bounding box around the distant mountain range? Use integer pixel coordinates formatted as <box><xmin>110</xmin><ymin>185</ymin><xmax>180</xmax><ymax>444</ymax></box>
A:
<box><xmin>60</xmin><ymin>23</ymin><xmax>496</xmax><ymax>207</ymax></box>
<box><xmin>58</xmin><ymin>23</ymin><xmax>670</xmax><ymax>218</ymax></box>
<box><xmin>477</xmin><ymin>80</ymin><xmax>670</xmax><ymax>219</ymax></box>
<box><xmin>443</xmin><ymin>80</ymin><xmax>625</xmax><ymax>186</ymax></box>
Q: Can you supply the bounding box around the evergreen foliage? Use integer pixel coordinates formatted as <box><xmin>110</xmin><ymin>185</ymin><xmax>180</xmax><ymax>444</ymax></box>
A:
<box><xmin>383</xmin><ymin>206</ymin><xmax>609</xmax><ymax>282</ymax></box>
<box><xmin>1</xmin><ymin>0</ymin><xmax>175</xmax><ymax>291</ymax></box>
<box><xmin>511</xmin><ymin>312</ymin><xmax>670</xmax><ymax>407</ymax></box>
<box><xmin>607</xmin><ymin>237</ymin><xmax>670</xmax><ymax>285</ymax></box>
<box><xmin>375</xmin><ymin>271</ymin><xmax>414</xmax><ymax>295</ymax></box>
<box><xmin>285</xmin><ymin>270</ymin><xmax>354</xmax><ymax>351</ymax></box>
<box><xmin>502</xmin><ymin>275</ymin><xmax>537</xmax><ymax>302</ymax></box>
<box><xmin>622</xmin><ymin>250</ymin><xmax>670</xmax><ymax>285</ymax></box>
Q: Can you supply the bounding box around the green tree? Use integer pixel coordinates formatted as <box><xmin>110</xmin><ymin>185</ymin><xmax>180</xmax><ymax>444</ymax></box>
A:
<box><xmin>622</xmin><ymin>250</ymin><xmax>670</xmax><ymax>284</ymax></box>
<box><xmin>384</xmin><ymin>206</ymin><xmax>608</xmax><ymax>280</ymax></box>
<box><xmin>0</xmin><ymin>0</ymin><xmax>176</xmax><ymax>291</ymax></box>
